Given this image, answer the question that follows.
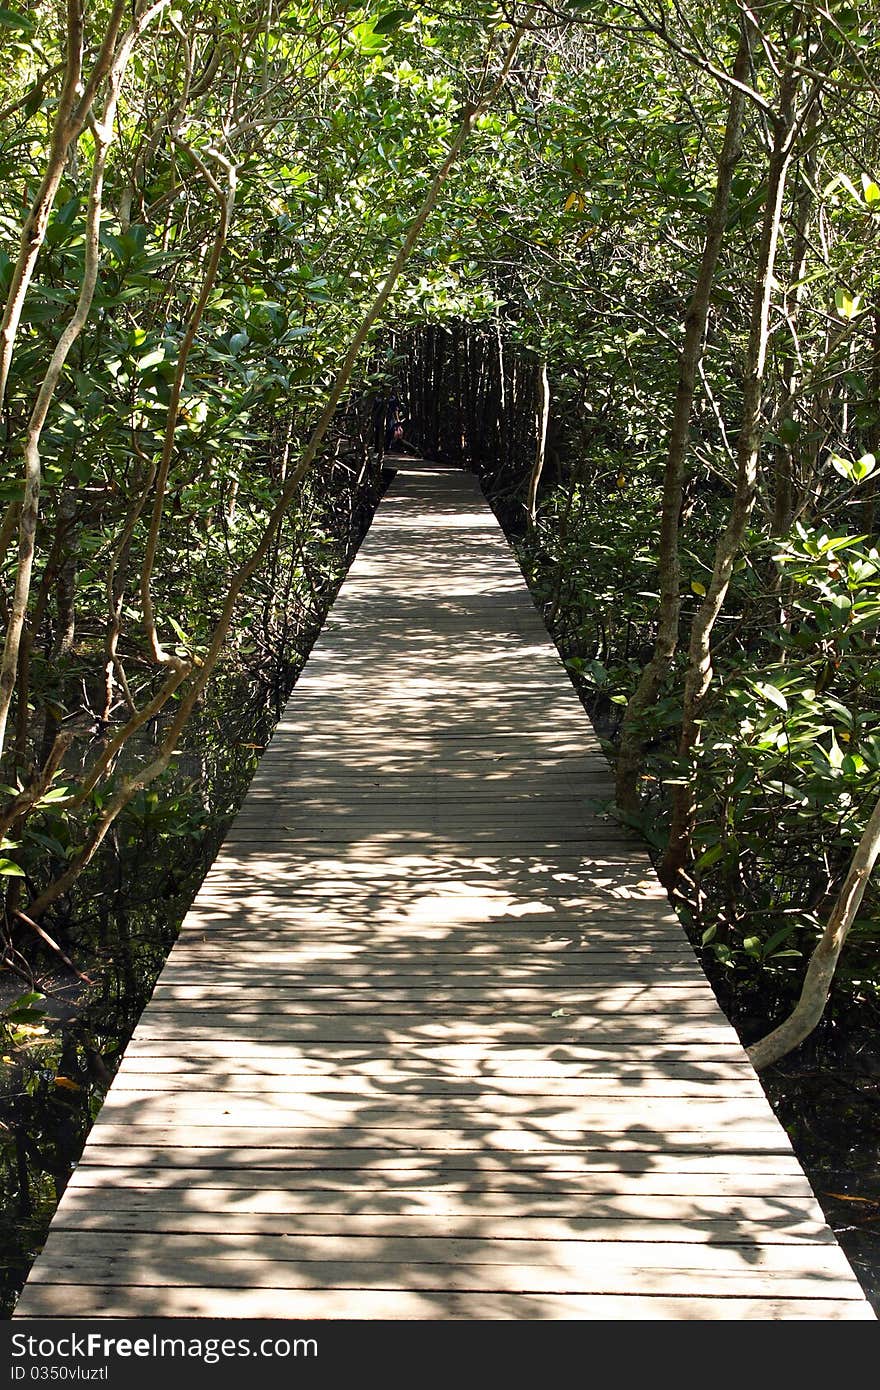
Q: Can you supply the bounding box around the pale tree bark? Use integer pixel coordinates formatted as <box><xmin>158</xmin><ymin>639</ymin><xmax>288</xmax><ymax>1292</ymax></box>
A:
<box><xmin>771</xmin><ymin>105</ymin><xmax>817</xmax><ymax>539</ymax></box>
<box><xmin>25</xmin><ymin>16</ymin><xmax>532</xmax><ymax>920</ymax></box>
<box><xmin>748</xmin><ymin>791</ymin><xmax>880</xmax><ymax>1070</ymax></box>
<box><xmin>659</xmin><ymin>69</ymin><xmax>813</xmax><ymax>888</ymax></box>
<box><xmin>526</xmin><ymin>359</ymin><xmax>550</xmax><ymax>524</ymax></box>
<box><xmin>0</xmin><ymin>1</ymin><xmax>170</xmax><ymax>764</ymax></box>
<box><xmin>615</xmin><ymin>22</ymin><xmax>752</xmax><ymax>814</ymax></box>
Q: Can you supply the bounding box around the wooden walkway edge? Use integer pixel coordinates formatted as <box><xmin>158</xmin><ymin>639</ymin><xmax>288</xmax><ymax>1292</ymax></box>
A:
<box><xmin>15</xmin><ymin>459</ymin><xmax>875</xmax><ymax>1320</ymax></box>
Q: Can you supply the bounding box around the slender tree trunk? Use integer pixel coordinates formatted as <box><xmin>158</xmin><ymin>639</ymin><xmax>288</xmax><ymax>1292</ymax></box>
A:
<box><xmin>495</xmin><ymin>319</ymin><xmax>507</xmax><ymax>468</ymax></box>
<box><xmin>615</xmin><ymin>24</ymin><xmax>752</xmax><ymax>813</ymax></box>
<box><xmin>659</xmin><ymin>70</ymin><xmax>809</xmax><ymax>888</ymax></box>
<box><xmin>772</xmin><ymin>106</ymin><xmax>817</xmax><ymax>539</ymax></box>
<box><xmin>748</xmin><ymin>790</ymin><xmax>880</xmax><ymax>1069</ymax></box>
<box><xmin>526</xmin><ymin>360</ymin><xmax>550</xmax><ymax>524</ymax></box>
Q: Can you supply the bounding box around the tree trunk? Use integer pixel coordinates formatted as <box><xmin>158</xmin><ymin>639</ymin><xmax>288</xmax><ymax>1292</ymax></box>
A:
<box><xmin>772</xmin><ymin>105</ymin><xmax>817</xmax><ymax>539</ymax></box>
<box><xmin>748</xmin><ymin>790</ymin><xmax>880</xmax><ymax>1069</ymax></box>
<box><xmin>526</xmin><ymin>360</ymin><xmax>550</xmax><ymax>524</ymax></box>
<box><xmin>615</xmin><ymin>23</ymin><xmax>752</xmax><ymax>814</ymax></box>
<box><xmin>660</xmin><ymin>68</ymin><xmax>809</xmax><ymax>888</ymax></box>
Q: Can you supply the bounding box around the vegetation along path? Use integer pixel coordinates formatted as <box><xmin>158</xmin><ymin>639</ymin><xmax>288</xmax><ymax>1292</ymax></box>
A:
<box><xmin>14</xmin><ymin>460</ymin><xmax>874</xmax><ymax>1319</ymax></box>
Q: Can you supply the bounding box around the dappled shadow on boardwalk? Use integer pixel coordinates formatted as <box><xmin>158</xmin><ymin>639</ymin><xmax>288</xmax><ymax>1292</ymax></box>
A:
<box><xmin>14</xmin><ymin>463</ymin><xmax>872</xmax><ymax>1320</ymax></box>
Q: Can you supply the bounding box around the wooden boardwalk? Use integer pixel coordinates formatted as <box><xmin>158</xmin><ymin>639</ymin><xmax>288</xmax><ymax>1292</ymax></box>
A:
<box><xmin>15</xmin><ymin>460</ymin><xmax>874</xmax><ymax>1319</ymax></box>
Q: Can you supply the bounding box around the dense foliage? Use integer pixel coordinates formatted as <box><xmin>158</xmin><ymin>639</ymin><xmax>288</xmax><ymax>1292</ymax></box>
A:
<box><xmin>1</xmin><ymin>1</ymin><xmax>879</xmax><ymax>1087</ymax></box>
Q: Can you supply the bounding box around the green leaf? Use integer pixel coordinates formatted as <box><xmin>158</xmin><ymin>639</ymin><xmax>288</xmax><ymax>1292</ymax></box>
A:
<box><xmin>730</xmin><ymin>767</ymin><xmax>754</xmax><ymax>796</ymax></box>
<box><xmin>763</xmin><ymin>923</ymin><xmax>798</xmax><ymax>955</ymax></box>
<box><xmin>778</xmin><ymin>416</ymin><xmax>801</xmax><ymax>445</ymax></box>
<box><xmin>168</xmin><ymin>616</ymin><xmax>191</xmax><ymax>646</ymax></box>
<box><xmin>827</xmin><ymin>733</ymin><xmax>845</xmax><ymax>769</ymax></box>
<box><xmin>0</xmin><ymin>8</ymin><xmax>35</xmax><ymax>32</ymax></box>
<box><xmin>137</xmin><ymin>348</ymin><xmax>165</xmax><ymax>371</ymax></box>
<box><xmin>9</xmin><ymin>991</ymin><xmax>45</xmax><ymax>1011</ymax></box>
<box><xmin>854</xmin><ymin>452</ymin><xmax>876</xmax><ymax>483</ymax></box>
<box><xmin>694</xmin><ymin>842</ymin><xmax>724</xmax><ymax>872</ymax></box>
<box><xmin>373</xmin><ymin>7</ymin><xmax>414</xmax><ymax>32</ymax></box>
<box><xmin>754</xmin><ymin>681</ymin><xmax>788</xmax><ymax>712</ymax></box>
<box><xmin>817</xmin><ymin>531</ymin><xmax>867</xmax><ymax>553</ymax></box>
<box><xmin>861</xmin><ymin>174</ymin><xmax>880</xmax><ymax>206</ymax></box>
<box><xmin>37</xmin><ymin>786</ymin><xmax>70</xmax><ymax>805</ymax></box>
<box><xmin>825</xmin><ymin>172</ymin><xmax>863</xmax><ymax>206</ymax></box>
<box><xmin>831</xmin><ymin>454</ymin><xmax>856</xmax><ymax>483</ymax></box>
<box><xmin>5</xmin><ymin>1008</ymin><xmax>48</xmax><ymax>1025</ymax></box>
<box><xmin>0</xmin><ymin>858</ymin><xmax>25</xmax><ymax>876</ymax></box>
<box><xmin>25</xmin><ymin>830</ymin><xmax>67</xmax><ymax>857</ymax></box>
<box><xmin>835</xmin><ymin>287</ymin><xmax>864</xmax><ymax>320</ymax></box>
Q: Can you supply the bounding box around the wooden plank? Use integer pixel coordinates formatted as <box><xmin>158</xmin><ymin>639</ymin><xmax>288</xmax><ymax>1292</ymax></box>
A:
<box><xmin>51</xmin><ymin>1198</ymin><xmax>832</xmax><ymax>1242</ymax></box>
<box><xmin>128</xmin><ymin>1018</ymin><xmax>741</xmax><ymax>1044</ymax></box>
<box><xmin>165</xmin><ymin>945</ymin><xmax>700</xmax><ymax>961</ymax></box>
<box><xmin>172</xmin><ymin>903</ymin><xmax>685</xmax><ymax>922</ymax></box>
<box><xmin>71</xmin><ymin>1143</ymin><xmax>805</xmax><ymax>1171</ymax></box>
<box><xmin>24</xmin><ymin>1248</ymin><xmax>863</xmax><ymax>1300</ymax></box>
<box><xmin>108</xmin><ymin>1073</ymin><xmax>769</xmax><ymax>1100</ymax></box>
<box><xmin>30</xmin><ymin>1230</ymin><xmax>856</xmax><ymax>1279</ymax></box>
<box><xmin>120</xmin><ymin>1041</ymin><xmax>754</xmax><ymax>1067</ymax></box>
<box><xmin>165</xmin><ymin>937</ymin><xmax>697</xmax><ymax>954</ymax></box>
<box><xmin>15</xmin><ymin>1287</ymin><xmax>875</xmax><ymax>1320</ymax></box>
<box><xmin>113</xmin><ymin>1055</ymin><xmax>761</xmax><ymax>1082</ymax></box>
<box><xmin>46</xmin><ymin>1213</ymin><xmax>833</xmax><ymax>1246</ymax></box>
<box><xmin>153</xmin><ymin>960</ymin><xmax>708</xmax><ymax>981</ymax></box>
<box><xmin>138</xmin><ymin>990</ymin><xmax>727</xmax><ymax>1014</ymax></box>
<box><xmin>119</xmin><ymin>980</ymin><xmax>745</xmax><ymax>1014</ymax></box>
<box><xmin>92</xmin><ymin>1093</ymin><xmax>782</xmax><ymax>1129</ymax></box>
<box><xmin>83</xmin><ymin>1127</ymin><xmax>794</xmax><ymax>1155</ymax></box>
<box><xmin>65</xmin><ymin>1165</ymin><xmax>819</xmax><ymax>1195</ymax></box>
<box><xmin>50</xmin><ymin>1185</ymin><xmax>829</xmax><ymax>1224</ymax></box>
